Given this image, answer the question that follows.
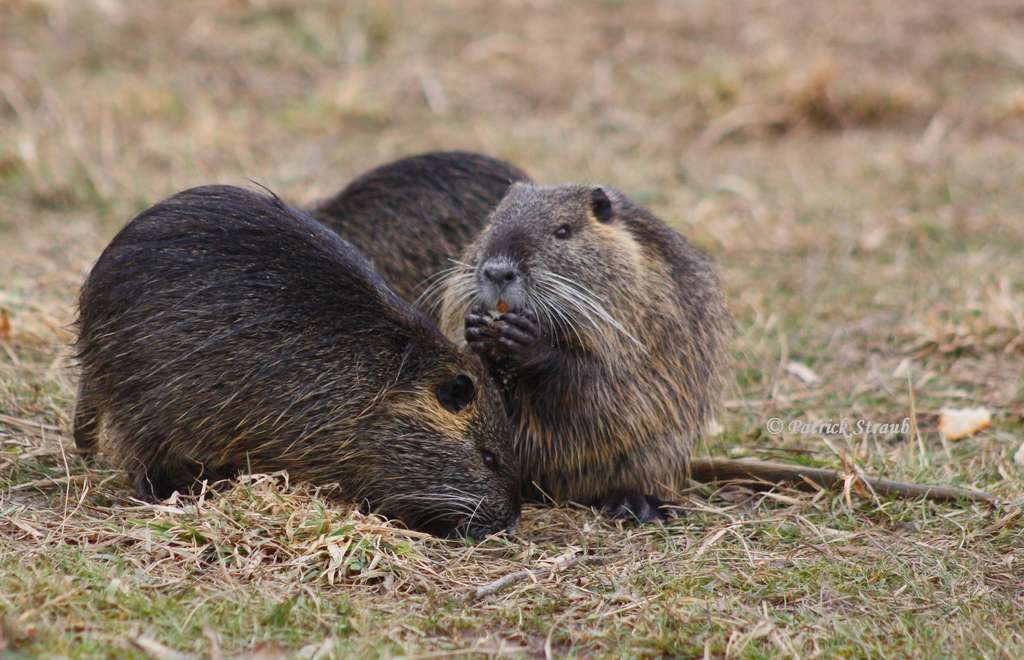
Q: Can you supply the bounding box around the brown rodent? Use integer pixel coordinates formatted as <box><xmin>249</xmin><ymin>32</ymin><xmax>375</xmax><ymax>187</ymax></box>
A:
<box><xmin>74</xmin><ymin>185</ymin><xmax>520</xmax><ymax>538</ymax></box>
<box><xmin>311</xmin><ymin>151</ymin><xmax>531</xmax><ymax>304</ymax></box>
<box><xmin>438</xmin><ymin>183</ymin><xmax>730</xmax><ymax>522</ymax></box>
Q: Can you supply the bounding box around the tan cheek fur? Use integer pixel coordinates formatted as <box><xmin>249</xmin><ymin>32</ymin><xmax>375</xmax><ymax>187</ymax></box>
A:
<box><xmin>386</xmin><ymin>390</ymin><xmax>473</xmax><ymax>442</ymax></box>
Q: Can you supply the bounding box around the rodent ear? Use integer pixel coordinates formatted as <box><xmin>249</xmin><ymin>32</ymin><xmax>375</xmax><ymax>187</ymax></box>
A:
<box><xmin>436</xmin><ymin>374</ymin><xmax>476</xmax><ymax>413</ymax></box>
<box><xmin>590</xmin><ymin>187</ymin><xmax>614</xmax><ymax>224</ymax></box>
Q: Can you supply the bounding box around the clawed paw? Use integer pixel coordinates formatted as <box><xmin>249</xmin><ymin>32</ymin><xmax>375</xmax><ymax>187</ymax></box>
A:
<box><xmin>598</xmin><ymin>492</ymin><xmax>671</xmax><ymax>524</ymax></box>
<box><xmin>493</xmin><ymin>310</ymin><xmax>542</xmax><ymax>356</ymax></box>
<box><xmin>465</xmin><ymin>307</ymin><xmax>548</xmax><ymax>367</ymax></box>
<box><xmin>465</xmin><ymin>310</ymin><xmax>500</xmax><ymax>357</ymax></box>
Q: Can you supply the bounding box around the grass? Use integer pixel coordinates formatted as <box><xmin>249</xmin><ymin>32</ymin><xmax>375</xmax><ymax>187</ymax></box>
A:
<box><xmin>2</xmin><ymin>0</ymin><xmax>1023</xmax><ymax>657</ymax></box>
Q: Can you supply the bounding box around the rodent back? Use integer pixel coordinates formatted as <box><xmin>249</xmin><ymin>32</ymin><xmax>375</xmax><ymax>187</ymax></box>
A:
<box><xmin>76</xmin><ymin>186</ymin><xmax>434</xmax><ymax>447</ymax></box>
<box><xmin>312</xmin><ymin>151</ymin><xmax>532</xmax><ymax>303</ymax></box>
<box><xmin>75</xmin><ymin>185</ymin><xmax>521</xmax><ymax>535</ymax></box>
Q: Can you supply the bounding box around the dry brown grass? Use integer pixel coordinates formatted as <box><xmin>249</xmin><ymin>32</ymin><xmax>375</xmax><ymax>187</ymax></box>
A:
<box><xmin>2</xmin><ymin>0</ymin><xmax>1023</xmax><ymax>656</ymax></box>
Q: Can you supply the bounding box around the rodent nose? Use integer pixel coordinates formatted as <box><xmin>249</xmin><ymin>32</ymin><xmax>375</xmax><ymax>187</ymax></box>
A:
<box><xmin>483</xmin><ymin>263</ymin><xmax>518</xmax><ymax>286</ymax></box>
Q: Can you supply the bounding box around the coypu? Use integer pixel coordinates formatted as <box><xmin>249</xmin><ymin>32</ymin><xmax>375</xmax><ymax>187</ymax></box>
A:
<box><xmin>437</xmin><ymin>183</ymin><xmax>730</xmax><ymax>522</ymax></box>
<box><xmin>73</xmin><ymin>185</ymin><xmax>520</xmax><ymax>538</ymax></box>
<box><xmin>311</xmin><ymin>151</ymin><xmax>531</xmax><ymax>304</ymax></box>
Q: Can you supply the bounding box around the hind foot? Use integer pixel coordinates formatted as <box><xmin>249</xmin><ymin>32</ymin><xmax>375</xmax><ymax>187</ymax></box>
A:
<box><xmin>132</xmin><ymin>467</ymin><xmax>186</xmax><ymax>503</ymax></box>
<box><xmin>598</xmin><ymin>492</ymin><xmax>670</xmax><ymax>524</ymax></box>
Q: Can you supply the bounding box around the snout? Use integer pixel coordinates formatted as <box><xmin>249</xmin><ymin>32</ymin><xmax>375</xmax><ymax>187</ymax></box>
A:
<box><xmin>477</xmin><ymin>257</ymin><xmax>526</xmax><ymax>311</ymax></box>
<box><xmin>456</xmin><ymin>489</ymin><xmax>521</xmax><ymax>540</ymax></box>
<box><xmin>461</xmin><ymin>513</ymin><xmax>520</xmax><ymax>540</ymax></box>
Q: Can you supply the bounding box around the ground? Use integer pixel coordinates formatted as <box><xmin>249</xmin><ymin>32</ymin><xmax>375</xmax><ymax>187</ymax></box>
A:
<box><xmin>1</xmin><ymin>0</ymin><xmax>1023</xmax><ymax>657</ymax></box>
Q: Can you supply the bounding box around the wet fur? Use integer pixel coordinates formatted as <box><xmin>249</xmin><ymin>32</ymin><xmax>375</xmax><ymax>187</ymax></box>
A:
<box><xmin>438</xmin><ymin>184</ymin><xmax>731</xmax><ymax>512</ymax></box>
<box><xmin>74</xmin><ymin>185</ymin><xmax>520</xmax><ymax>537</ymax></box>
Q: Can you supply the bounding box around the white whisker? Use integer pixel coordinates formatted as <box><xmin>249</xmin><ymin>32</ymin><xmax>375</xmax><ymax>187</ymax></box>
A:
<box><xmin>536</xmin><ymin>271</ymin><xmax>646</xmax><ymax>351</ymax></box>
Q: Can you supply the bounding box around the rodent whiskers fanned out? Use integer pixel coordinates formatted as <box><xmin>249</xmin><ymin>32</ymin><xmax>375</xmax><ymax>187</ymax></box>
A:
<box><xmin>439</xmin><ymin>183</ymin><xmax>731</xmax><ymax>522</ymax></box>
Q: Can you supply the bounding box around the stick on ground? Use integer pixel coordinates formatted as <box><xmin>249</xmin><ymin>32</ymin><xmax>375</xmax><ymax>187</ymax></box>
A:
<box><xmin>690</xmin><ymin>457</ymin><xmax>996</xmax><ymax>505</ymax></box>
<box><xmin>467</xmin><ymin>554</ymin><xmax>606</xmax><ymax>602</ymax></box>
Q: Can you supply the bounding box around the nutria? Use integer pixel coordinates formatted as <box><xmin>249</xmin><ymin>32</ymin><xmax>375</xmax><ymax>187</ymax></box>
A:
<box><xmin>437</xmin><ymin>183</ymin><xmax>730</xmax><ymax>522</ymax></box>
<box><xmin>311</xmin><ymin>151</ymin><xmax>531</xmax><ymax>304</ymax></box>
<box><xmin>74</xmin><ymin>185</ymin><xmax>520</xmax><ymax>538</ymax></box>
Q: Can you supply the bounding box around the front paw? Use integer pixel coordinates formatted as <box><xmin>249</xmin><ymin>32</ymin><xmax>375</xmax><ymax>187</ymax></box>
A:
<box><xmin>465</xmin><ymin>309</ymin><xmax>500</xmax><ymax>358</ymax></box>
<box><xmin>493</xmin><ymin>310</ymin><xmax>540</xmax><ymax>356</ymax></box>
<box><xmin>465</xmin><ymin>308</ymin><xmax>555</xmax><ymax>371</ymax></box>
<box><xmin>496</xmin><ymin>310</ymin><xmax>559</xmax><ymax>370</ymax></box>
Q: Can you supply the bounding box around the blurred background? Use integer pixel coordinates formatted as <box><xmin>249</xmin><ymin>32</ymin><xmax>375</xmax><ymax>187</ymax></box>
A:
<box><xmin>2</xmin><ymin>2</ymin><xmax>1023</xmax><ymax>655</ymax></box>
<box><xmin>3</xmin><ymin>0</ymin><xmax>1022</xmax><ymax>429</ymax></box>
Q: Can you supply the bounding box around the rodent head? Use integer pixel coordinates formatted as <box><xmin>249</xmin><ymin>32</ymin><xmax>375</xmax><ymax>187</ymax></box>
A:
<box><xmin>442</xmin><ymin>183</ymin><xmax>646</xmax><ymax>353</ymax></box>
<box><xmin>359</xmin><ymin>349</ymin><xmax>520</xmax><ymax>538</ymax></box>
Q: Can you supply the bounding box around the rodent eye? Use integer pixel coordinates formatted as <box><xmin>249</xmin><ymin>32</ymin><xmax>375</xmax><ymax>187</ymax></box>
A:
<box><xmin>554</xmin><ymin>224</ymin><xmax>572</xmax><ymax>239</ymax></box>
<box><xmin>481</xmin><ymin>450</ymin><xmax>498</xmax><ymax>471</ymax></box>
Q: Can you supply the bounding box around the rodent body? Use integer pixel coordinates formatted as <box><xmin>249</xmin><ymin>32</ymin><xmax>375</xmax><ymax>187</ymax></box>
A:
<box><xmin>311</xmin><ymin>151</ymin><xmax>531</xmax><ymax>304</ymax></box>
<box><xmin>74</xmin><ymin>185</ymin><xmax>520</xmax><ymax>537</ymax></box>
<box><xmin>438</xmin><ymin>183</ymin><xmax>730</xmax><ymax>521</ymax></box>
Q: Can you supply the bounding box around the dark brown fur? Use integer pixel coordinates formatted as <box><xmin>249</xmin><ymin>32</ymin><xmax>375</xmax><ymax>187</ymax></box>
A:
<box><xmin>438</xmin><ymin>183</ymin><xmax>731</xmax><ymax>521</ymax></box>
<box><xmin>311</xmin><ymin>151</ymin><xmax>531</xmax><ymax>304</ymax></box>
<box><xmin>74</xmin><ymin>185</ymin><xmax>520</xmax><ymax>537</ymax></box>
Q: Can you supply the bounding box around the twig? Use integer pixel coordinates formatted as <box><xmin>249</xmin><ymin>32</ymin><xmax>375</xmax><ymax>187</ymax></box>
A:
<box><xmin>130</xmin><ymin>636</ymin><xmax>193</xmax><ymax>660</ymax></box>
<box><xmin>467</xmin><ymin>553</ymin><xmax>606</xmax><ymax>602</ymax></box>
<box><xmin>690</xmin><ymin>457</ymin><xmax>996</xmax><ymax>505</ymax></box>
<box><xmin>9</xmin><ymin>474</ymin><xmax>89</xmax><ymax>492</ymax></box>
<box><xmin>0</xmin><ymin>413</ymin><xmax>64</xmax><ymax>434</ymax></box>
